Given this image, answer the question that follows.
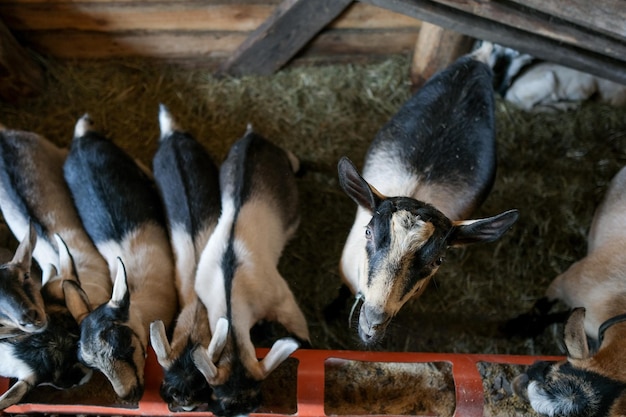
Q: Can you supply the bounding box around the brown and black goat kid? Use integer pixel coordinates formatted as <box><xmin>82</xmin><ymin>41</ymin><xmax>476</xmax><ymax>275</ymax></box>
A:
<box><xmin>62</xmin><ymin>115</ymin><xmax>178</xmax><ymax>402</ymax></box>
<box><xmin>0</xmin><ymin>124</ymin><xmax>112</xmax><ymax>320</ymax></box>
<box><xmin>330</xmin><ymin>42</ymin><xmax>519</xmax><ymax>344</ymax></box>
<box><xmin>513</xmin><ymin>165</ymin><xmax>626</xmax><ymax>417</ymax></box>
<box><xmin>149</xmin><ymin>104</ymin><xmax>221</xmax><ymax>411</ymax></box>
<box><xmin>192</xmin><ymin>128</ymin><xmax>310</xmax><ymax>417</ymax></box>
<box><xmin>0</xmin><ymin>233</ymin><xmax>93</xmax><ymax>410</ymax></box>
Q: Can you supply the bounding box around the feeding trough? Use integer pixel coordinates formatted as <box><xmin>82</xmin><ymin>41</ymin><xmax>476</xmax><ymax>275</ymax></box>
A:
<box><xmin>0</xmin><ymin>348</ymin><xmax>562</xmax><ymax>416</ymax></box>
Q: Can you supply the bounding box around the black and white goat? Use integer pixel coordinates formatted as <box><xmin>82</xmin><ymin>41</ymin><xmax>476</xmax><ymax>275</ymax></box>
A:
<box><xmin>512</xmin><ymin>166</ymin><xmax>626</xmax><ymax>417</ymax></box>
<box><xmin>149</xmin><ymin>104</ymin><xmax>221</xmax><ymax>411</ymax></box>
<box><xmin>0</xmin><ymin>233</ymin><xmax>92</xmax><ymax>410</ymax></box>
<box><xmin>62</xmin><ymin>114</ymin><xmax>178</xmax><ymax>402</ymax></box>
<box><xmin>192</xmin><ymin>128</ymin><xmax>310</xmax><ymax>417</ymax></box>
<box><xmin>488</xmin><ymin>43</ymin><xmax>626</xmax><ymax>112</ymax></box>
<box><xmin>0</xmin><ymin>223</ymin><xmax>46</xmax><ymax>334</ymax></box>
<box><xmin>0</xmin><ymin>124</ymin><xmax>112</xmax><ymax>310</ymax></box>
<box><xmin>332</xmin><ymin>43</ymin><xmax>520</xmax><ymax>344</ymax></box>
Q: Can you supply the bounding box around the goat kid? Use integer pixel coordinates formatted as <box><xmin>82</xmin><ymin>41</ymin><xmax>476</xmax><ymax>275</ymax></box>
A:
<box><xmin>0</xmin><ymin>223</ymin><xmax>46</xmax><ymax>334</ymax></box>
<box><xmin>0</xmin><ymin>233</ymin><xmax>92</xmax><ymax>410</ymax></box>
<box><xmin>192</xmin><ymin>128</ymin><xmax>310</xmax><ymax>417</ymax></box>
<box><xmin>150</xmin><ymin>104</ymin><xmax>221</xmax><ymax>411</ymax></box>
<box><xmin>513</xmin><ymin>166</ymin><xmax>626</xmax><ymax>417</ymax></box>
<box><xmin>333</xmin><ymin>43</ymin><xmax>519</xmax><ymax>344</ymax></box>
<box><xmin>487</xmin><ymin>44</ymin><xmax>626</xmax><ymax>112</ymax></box>
<box><xmin>62</xmin><ymin>114</ymin><xmax>178</xmax><ymax>402</ymax></box>
<box><xmin>0</xmin><ymin>124</ymin><xmax>112</xmax><ymax>310</ymax></box>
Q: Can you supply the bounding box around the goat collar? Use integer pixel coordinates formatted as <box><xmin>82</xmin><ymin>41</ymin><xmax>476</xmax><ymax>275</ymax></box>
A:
<box><xmin>598</xmin><ymin>312</ymin><xmax>626</xmax><ymax>346</ymax></box>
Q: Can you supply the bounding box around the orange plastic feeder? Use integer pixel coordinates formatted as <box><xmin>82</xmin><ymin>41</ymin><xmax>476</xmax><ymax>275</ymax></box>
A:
<box><xmin>0</xmin><ymin>348</ymin><xmax>562</xmax><ymax>416</ymax></box>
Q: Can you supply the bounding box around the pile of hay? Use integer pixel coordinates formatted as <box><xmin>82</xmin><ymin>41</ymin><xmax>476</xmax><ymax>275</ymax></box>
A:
<box><xmin>1</xmin><ymin>54</ymin><xmax>626</xmax><ymax>358</ymax></box>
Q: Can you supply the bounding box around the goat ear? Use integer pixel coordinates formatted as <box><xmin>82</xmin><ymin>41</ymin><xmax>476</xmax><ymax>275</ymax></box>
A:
<box><xmin>0</xmin><ymin>379</ymin><xmax>32</xmax><ymax>410</ymax></box>
<box><xmin>12</xmin><ymin>222</ymin><xmax>36</xmax><ymax>271</ymax></box>
<box><xmin>54</xmin><ymin>234</ymin><xmax>79</xmax><ymax>283</ymax></box>
<box><xmin>150</xmin><ymin>320</ymin><xmax>173</xmax><ymax>369</ymax></box>
<box><xmin>192</xmin><ymin>346</ymin><xmax>219</xmax><ymax>383</ymax></box>
<box><xmin>448</xmin><ymin>209</ymin><xmax>519</xmax><ymax>246</ymax></box>
<box><xmin>109</xmin><ymin>257</ymin><xmax>130</xmax><ymax>310</ymax></box>
<box><xmin>208</xmin><ymin>317</ymin><xmax>229</xmax><ymax>363</ymax></box>
<box><xmin>337</xmin><ymin>157</ymin><xmax>385</xmax><ymax>213</ymax></box>
<box><xmin>564</xmin><ymin>307</ymin><xmax>590</xmax><ymax>360</ymax></box>
<box><xmin>259</xmin><ymin>337</ymin><xmax>299</xmax><ymax>379</ymax></box>
<box><xmin>41</xmin><ymin>263</ymin><xmax>57</xmax><ymax>286</ymax></box>
<box><xmin>0</xmin><ymin>327</ymin><xmax>24</xmax><ymax>339</ymax></box>
<box><xmin>63</xmin><ymin>279</ymin><xmax>92</xmax><ymax>324</ymax></box>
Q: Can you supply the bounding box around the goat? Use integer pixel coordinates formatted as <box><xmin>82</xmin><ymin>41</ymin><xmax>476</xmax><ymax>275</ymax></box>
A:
<box><xmin>486</xmin><ymin>45</ymin><xmax>626</xmax><ymax>112</ymax></box>
<box><xmin>62</xmin><ymin>114</ymin><xmax>178</xmax><ymax>402</ymax></box>
<box><xmin>0</xmin><ymin>124</ymin><xmax>112</xmax><ymax>310</ymax></box>
<box><xmin>0</xmin><ymin>233</ymin><xmax>92</xmax><ymax>410</ymax></box>
<box><xmin>512</xmin><ymin>165</ymin><xmax>626</xmax><ymax>417</ymax></box>
<box><xmin>0</xmin><ymin>223</ymin><xmax>46</xmax><ymax>334</ymax></box>
<box><xmin>192</xmin><ymin>128</ymin><xmax>310</xmax><ymax>417</ymax></box>
<box><xmin>149</xmin><ymin>104</ymin><xmax>221</xmax><ymax>411</ymax></box>
<box><xmin>331</xmin><ymin>43</ymin><xmax>520</xmax><ymax>345</ymax></box>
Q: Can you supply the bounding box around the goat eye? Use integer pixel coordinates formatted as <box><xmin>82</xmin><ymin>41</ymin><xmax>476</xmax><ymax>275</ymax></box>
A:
<box><xmin>23</xmin><ymin>272</ymin><xmax>30</xmax><ymax>280</ymax></box>
<box><xmin>365</xmin><ymin>228</ymin><xmax>372</xmax><ymax>239</ymax></box>
<box><xmin>434</xmin><ymin>257</ymin><xmax>443</xmax><ymax>266</ymax></box>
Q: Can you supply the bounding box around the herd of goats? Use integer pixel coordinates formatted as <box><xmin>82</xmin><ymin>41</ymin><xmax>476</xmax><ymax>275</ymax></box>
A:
<box><xmin>0</xmin><ymin>41</ymin><xmax>624</xmax><ymax>417</ymax></box>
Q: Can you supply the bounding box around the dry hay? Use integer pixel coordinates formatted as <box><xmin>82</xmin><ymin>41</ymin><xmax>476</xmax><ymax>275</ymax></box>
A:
<box><xmin>324</xmin><ymin>359</ymin><xmax>455</xmax><ymax>416</ymax></box>
<box><xmin>1</xmin><ymin>52</ymin><xmax>626</xmax><ymax>413</ymax></box>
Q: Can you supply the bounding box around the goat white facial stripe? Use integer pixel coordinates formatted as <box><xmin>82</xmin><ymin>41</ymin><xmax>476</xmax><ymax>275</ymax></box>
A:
<box><xmin>390</xmin><ymin>210</ymin><xmax>433</xmax><ymax>257</ymax></box>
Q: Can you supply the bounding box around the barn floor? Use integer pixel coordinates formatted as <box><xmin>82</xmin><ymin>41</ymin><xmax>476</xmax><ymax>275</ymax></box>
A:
<box><xmin>1</xmin><ymin>53</ymin><xmax>626</xmax><ymax>359</ymax></box>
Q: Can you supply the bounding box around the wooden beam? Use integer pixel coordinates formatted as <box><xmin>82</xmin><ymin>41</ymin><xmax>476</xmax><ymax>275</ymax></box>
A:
<box><xmin>417</xmin><ymin>0</ymin><xmax>626</xmax><ymax>63</ymax></box>
<box><xmin>17</xmin><ymin>28</ymin><xmax>418</xmax><ymax>61</ymax></box>
<box><xmin>0</xmin><ymin>2</ymin><xmax>414</xmax><ymax>32</ymax></box>
<box><xmin>361</xmin><ymin>0</ymin><xmax>626</xmax><ymax>84</ymax></box>
<box><xmin>219</xmin><ymin>0</ymin><xmax>353</xmax><ymax>76</ymax></box>
<box><xmin>507</xmin><ymin>0</ymin><xmax>625</xmax><ymax>41</ymax></box>
<box><xmin>0</xmin><ymin>17</ymin><xmax>43</xmax><ymax>102</ymax></box>
<box><xmin>410</xmin><ymin>22</ymin><xmax>473</xmax><ymax>90</ymax></box>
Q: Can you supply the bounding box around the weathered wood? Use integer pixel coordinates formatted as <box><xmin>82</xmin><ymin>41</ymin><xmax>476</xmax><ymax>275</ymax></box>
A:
<box><xmin>410</xmin><ymin>22</ymin><xmax>473</xmax><ymax>90</ymax></box>
<box><xmin>507</xmin><ymin>0</ymin><xmax>625</xmax><ymax>41</ymax></box>
<box><xmin>0</xmin><ymin>17</ymin><xmax>43</xmax><ymax>102</ymax></box>
<box><xmin>219</xmin><ymin>0</ymin><xmax>353</xmax><ymax>76</ymax></box>
<box><xmin>330</xmin><ymin>3</ymin><xmax>419</xmax><ymax>29</ymax></box>
<box><xmin>361</xmin><ymin>0</ymin><xmax>626</xmax><ymax>84</ymax></box>
<box><xmin>403</xmin><ymin>0</ymin><xmax>626</xmax><ymax>63</ymax></box>
<box><xmin>17</xmin><ymin>31</ymin><xmax>248</xmax><ymax>59</ymax></box>
<box><xmin>17</xmin><ymin>29</ymin><xmax>417</xmax><ymax>60</ymax></box>
<box><xmin>0</xmin><ymin>2</ymin><xmax>417</xmax><ymax>32</ymax></box>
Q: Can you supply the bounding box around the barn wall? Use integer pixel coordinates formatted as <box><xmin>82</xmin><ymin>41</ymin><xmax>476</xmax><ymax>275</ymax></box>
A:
<box><xmin>0</xmin><ymin>0</ymin><xmax>422</xmax><ymax>65</ymax></box>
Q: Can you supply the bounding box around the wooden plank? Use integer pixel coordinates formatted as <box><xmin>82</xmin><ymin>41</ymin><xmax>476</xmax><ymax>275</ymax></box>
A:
<box><xmin>14</xmin><ymin>28</ymin><xmax>417</xmax><ymax>60</ymax></box>
<box><xmin>331</xmin><ymin>3</ymin><xmax>419</xmax><ymax>29</ymax></box>
<box><xmin>507</xmin><ymin>0</ymin><xmax>625</xmax><ymax>41</ymax></box>
<box><xmin>17</xmin><ymin>31</ymin><xmax>249</xmax><ymax>59</ymax></box>
<box><xmin>0</xmin><ymin>17</ymin><xmax>43</xmax><ymax>101</ymax></box>
<box><xmin>0</xmin><ymin>2</ymin><xmax>417</xmax><ymax>32</ymax></box>
<box><xmin>0</xmin><ymin>3</ymin><xmax>277</xmax><ymax>32</ymax></box>
<box><xmin>219</xmin><ymin>0</ymin><xmax>353</xmax><ymax>76</ymax></box>
<box><xmin>303</xmin><ymin>28</ymin><xmax>418</xmax><ymax>56</ymax></box>
<box><xmin>410</xmin><ymin>22</ymin><xmax>473</xmax><ymax>90</ymax></box>
<box><xmin>361</xmin><ymin>0</ymin><xmax>626</xmax><ymax>85</ymax></box>
<box><xmin>407</xmin><ymin>0</ymin><xmax>626</xmax><ymax>63</ymax></box>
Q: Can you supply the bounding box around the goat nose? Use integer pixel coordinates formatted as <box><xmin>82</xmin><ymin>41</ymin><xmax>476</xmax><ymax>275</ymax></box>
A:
<box><xmin>21</xmin><ymin>309</ymin><xmax>46</xmax><ymax>329</ymax></box>
<box><xmin>363</xmin><ymin>305</ymin><xmax>390</xmax><ymax>329</ymax></box>
<box><xmin>122</xmin><ymin>384</ymin><xmax>145</xmax><ymax>403</ymax></box>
